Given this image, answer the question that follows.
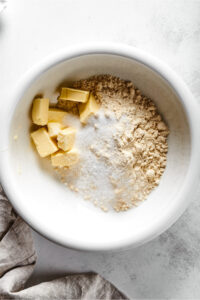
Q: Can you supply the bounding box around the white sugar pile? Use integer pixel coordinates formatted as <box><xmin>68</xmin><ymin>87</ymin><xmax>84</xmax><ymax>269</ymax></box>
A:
<box><xmin>56</xmin><ymin>110</ymin><xmax>120</xmax><ymax>211</ymax></box>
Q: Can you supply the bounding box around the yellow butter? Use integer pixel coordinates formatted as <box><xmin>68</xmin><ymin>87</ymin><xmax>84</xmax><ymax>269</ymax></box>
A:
<box><xmin>51</xmin><ymin>149</ymin><xmax>79</xmax><ymax>167</ymax></box>
<box><xmin>48</xmin><ymin>108</ymin><xmax>68</xmax><ymax>124</ymax></box>
<box><xmin>57</xmin><ymin>127</ymin><xmax>76</xmax><ymax>151</ymax></box>
<box><xmin>79</xmin><ymin>94</ymin><xmax>100</xmax><ymax>124</ymax></box>
<box><xmin>47</xmin><ymin>122</ymin><xmax>63</xmax><ymax>138</ymax></box>
<box><xmin>31</xmin><ymin>128</ymin><xmax>58</xmax><ymax>157</ymax></box>
<box><xmin>59</xmin><ymin>87</ymin><xmax>89</xmax><ymax>103</ymax></box>
<box><xmin>32</xmin><ymin>98</ymin><xmax>49</xmax><ymax>125</ymax></box>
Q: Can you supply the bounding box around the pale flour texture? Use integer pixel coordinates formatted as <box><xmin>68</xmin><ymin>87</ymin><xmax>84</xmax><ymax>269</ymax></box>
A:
<box><xmin>56</xmin><ymin>75</ymin><xmax>169</xmax><ymax>212</ymax></box>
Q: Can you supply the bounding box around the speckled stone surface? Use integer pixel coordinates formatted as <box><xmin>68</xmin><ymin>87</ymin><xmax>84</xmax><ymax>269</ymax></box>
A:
<box><xmin>0</xmin><ymin>0</ymin><xmax>200</xmax><ymax>298</ymax></box>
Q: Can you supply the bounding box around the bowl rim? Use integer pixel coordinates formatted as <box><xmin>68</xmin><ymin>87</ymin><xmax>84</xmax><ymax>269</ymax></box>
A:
<box><xmin>0</xmin><ymin>42</ymin><xmax>200</xmax><ymax>251</ymax></box>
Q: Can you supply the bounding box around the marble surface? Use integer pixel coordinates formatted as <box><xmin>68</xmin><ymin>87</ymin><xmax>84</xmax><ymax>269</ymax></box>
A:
<box><xmin>1</xmin><ymin>0</ymin><xmax>200</xmax><ymax>298</ymax></box>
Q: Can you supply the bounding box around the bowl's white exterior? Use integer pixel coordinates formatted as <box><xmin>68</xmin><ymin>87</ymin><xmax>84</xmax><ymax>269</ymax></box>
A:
<box><xmin>0</xmin><ymin>43</ymin><xmax>199</xmax><ymax>251</ymax></box>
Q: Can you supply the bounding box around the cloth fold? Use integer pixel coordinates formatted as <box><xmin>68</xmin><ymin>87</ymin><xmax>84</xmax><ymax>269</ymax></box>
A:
<box><xmin>0</xmin><ymin>186</ymin><xmax>127</xmax><ymax>299</ymax></box>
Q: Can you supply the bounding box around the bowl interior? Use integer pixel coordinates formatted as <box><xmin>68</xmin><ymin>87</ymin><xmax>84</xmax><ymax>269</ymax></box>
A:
<box><xmin>7</xmin><ymin>53</ymin><xmax>190</xmax><ymax>250</ymax></box>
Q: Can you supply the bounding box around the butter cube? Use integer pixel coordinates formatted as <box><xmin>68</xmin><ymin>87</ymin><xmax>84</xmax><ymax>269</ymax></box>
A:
<box><xmin>59</xmin><ymin>87</ymin><xmax>89</xmax><ymax>103</ymax></box>
<box><xmin>51</xmin><ymin>149</ymin><xmax>79</xmax><ymax>167</ymax></box>
<box><xmin>31</xmin><ymin>128</ymin><xmax>58</xmax><ymax>157</ymax></box>
<box><xmin>79</xmin><ymin>94</ymin><xmax>100</xmax><ymax>124</ymax></box>
<box><xmin>57</xmin><ymin>127</ymin><xmax>76</xmax><ymax>151</ymax></box>
<box><xmin>48</xmin><ymin>108</ymin><xmax>68</xmax><ymax>124</ymax></box>
<box><xmin>47</xmin><ymin>122</ymin><xmax>63</xmax><ymax>138</ymax></box>
<box><xmin>32</xmin><ymin>98</ymin><xmax>49</xmax><ymax>125</ymax></box>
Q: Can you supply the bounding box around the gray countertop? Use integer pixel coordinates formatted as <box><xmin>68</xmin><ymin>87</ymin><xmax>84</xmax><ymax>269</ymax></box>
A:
<box><xmin>1</xmin><ymin>0</ymin><xmax>200</xmax><ymax>298</ymax></box>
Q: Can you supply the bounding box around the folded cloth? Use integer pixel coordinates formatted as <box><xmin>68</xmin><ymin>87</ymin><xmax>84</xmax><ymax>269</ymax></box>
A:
<box><xmin>0</xmin><ymin>185</ymin><xmax>127</xmax><ymax>299</ymax></box>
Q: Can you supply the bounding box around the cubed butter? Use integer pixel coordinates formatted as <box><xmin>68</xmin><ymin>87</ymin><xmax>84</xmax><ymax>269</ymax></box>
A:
<box><xmin>32</xmin><ymin>98</ymin><xmax>49</xmax><ymax>125</ymax></box>
<box><xmin>48</xmin><ymin>108</ymin><xmax>68</xmax><ymax>124</ymax></box>
<box><xmin>57</xmin><ymin>127</ymin><xmax>76</xmax><ymax>151</ymax></box>
<box><xmin>79</xmin><ymin>94</ymin><xmax>100</xmax><ymax>124</ymax></box>
<box><xmin>31</xmin><ymin>128</ymin><xmax>58</xmax><ymax>157</ymax></box>
<box><xmin>51</xmin><ymin>149</ymin><xmax>79</xmax><ymax>167</ymax></box>
<box><xmin>59</xmin><ymin>87</ymin><xmax>89</xmax><ymax>103</ymax></box>
<box><xmin>47</xmin><ymin>122</ymin><xmax>63</xmax><ymax>138</ymax></box>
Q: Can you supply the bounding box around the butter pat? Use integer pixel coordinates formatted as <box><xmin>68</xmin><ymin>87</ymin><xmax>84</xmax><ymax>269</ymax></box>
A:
<box><xmin>31</xmin><ymin>128</ymin><xmax>58</xmax><ymax>157</ymax></box>
<box><xmin>59</xmin><ymin>87</ymin><xmax>89</xmax><ymax>103</ymax></box>
<box><xmin>57</xmin><ymin>127</ymin><xmax>76</xmax><ymax>151</ymax></box>
<box><xmin>51</xmin><ymin>149</ymin><xmax>79</xmax><ymax>167</ymax></box>
<box><xmin>48</xmin><ymin>108</ymin><xmax>68</xmax><ymax>124</ymax></box>
<box><xmin>79</xmin><ymin>94</ymin><xmax>100</xmax><ymax>124</ymax></box>
<box><xmin>32</xmin><ymin>98</ymin><xmax>49</xmax><ymax>125</ymax></box>
<box><xmin>48</xmin><ymin>122</ymin><xmax>62</xmax><ymax>138</ymax></box>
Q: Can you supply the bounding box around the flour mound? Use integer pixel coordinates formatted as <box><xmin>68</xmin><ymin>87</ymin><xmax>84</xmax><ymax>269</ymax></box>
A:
<box><xmin>56</xmin><ymin>75</ymin><xmax>169</xmax><ymax>212</ymax></box>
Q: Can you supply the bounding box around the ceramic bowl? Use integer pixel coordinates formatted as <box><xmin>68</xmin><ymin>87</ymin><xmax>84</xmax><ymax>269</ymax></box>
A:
<box><xmin>0</xmin><ymin>43</ymin><xmax>199</xmax><ymax>251</ymax></box>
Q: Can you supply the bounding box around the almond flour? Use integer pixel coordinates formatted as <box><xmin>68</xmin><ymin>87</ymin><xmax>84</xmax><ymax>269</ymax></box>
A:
<box><xmin>56</xmin><ymin>75</ymin><xmax>169</xmax><ymax>212</ymax></box>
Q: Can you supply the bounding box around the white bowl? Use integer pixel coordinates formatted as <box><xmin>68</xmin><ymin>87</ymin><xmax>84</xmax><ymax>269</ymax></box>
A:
<box><xmin>0</xmin><ymin>43</ymin><xmax>200</xmax><ymax>251</ymax></box>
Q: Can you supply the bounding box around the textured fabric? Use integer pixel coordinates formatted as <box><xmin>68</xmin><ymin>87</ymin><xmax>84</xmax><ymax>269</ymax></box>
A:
<box><xmin>0</xmin><ymin>186</ymin><xmax>127</xmax><ymax>299</ymax></box>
